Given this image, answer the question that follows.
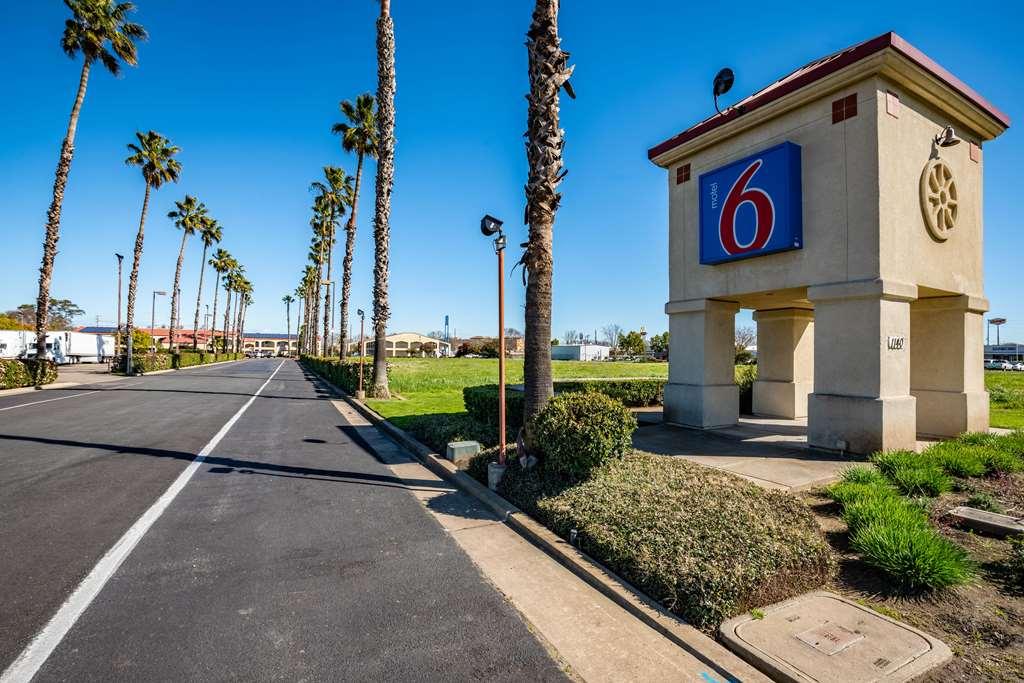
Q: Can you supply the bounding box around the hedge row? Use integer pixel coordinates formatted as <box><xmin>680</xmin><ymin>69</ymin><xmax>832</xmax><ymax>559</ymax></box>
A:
<box><xmin>173</xmin><ymin>351</ymin><xmax>242</xmax><ymax>368</ymax></box>
<box><xmin>463</xmin><ymin>378</ymin><xmax>665</xmax><ymax>436</ymax></box>
<box><xmin>300</xmin><ymin>356</ymin><xmax>371</xmax><ymax>394</ymax></box>
<box><xmin>0</xmin><ymin>359</ymin><xmax>58</xmax><ymax>389</ymax></box>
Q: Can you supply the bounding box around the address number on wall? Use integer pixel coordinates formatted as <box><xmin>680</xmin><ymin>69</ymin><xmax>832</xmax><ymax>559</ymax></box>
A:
<box><xmin>886</xmin><ymin>336</ymin><xmax>906</xmax><ymax>351</ymax></box>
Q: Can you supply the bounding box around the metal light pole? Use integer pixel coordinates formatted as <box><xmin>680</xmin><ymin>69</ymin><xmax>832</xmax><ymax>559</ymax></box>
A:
<box><xmin>356</xmin><ymin>308</ymin><xmax>366</xmax><ymax>399</ymax></box>
<box><xmin>114</xmin><ymin>253</ymin><xmax>124</xmax><ymax>355</ymax></box>
<box><xmin>151</xmin><ymin>290</ymin><xmax>167</xmax><ymax>350</ymax></box>
<box><xmin>480</xmin><ymin>215</ymin><xmax>507</xmax><ymax>467</ymax></box>
<box><xmin>990</xmin><ymin>318</ymin><xmax>1007</xmax><ymax>346</ymax></box>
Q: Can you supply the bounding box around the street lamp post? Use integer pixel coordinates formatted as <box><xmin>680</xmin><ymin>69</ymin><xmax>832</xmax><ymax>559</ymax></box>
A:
<box><xmin>151</xmin><ymin>290</ymin><xmax>167</xmax><ymax>350</ymax></box>
<box><xmin>480</xmin><ymin>215</ymin><xmax>507</xmax><ymax>473</ymax></box>
<box><xmin>114</xmin><ymin>253</ymin><xmax>124</xmax><ymax>356</ymax></box>
<box><xmin>356</xmin><ymin>308</ymin><xmax>366</xmax><ymax>399</ymax></box>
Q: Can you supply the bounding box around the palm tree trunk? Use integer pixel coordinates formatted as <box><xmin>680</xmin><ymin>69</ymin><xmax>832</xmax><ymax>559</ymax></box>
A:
<box><xmin>169</xmin><ymin>230</ymin><xmax>189</xmax><ymax>353</ymax></box>
<box><xmin>192</xmin><ymin>243</ymin><xmax>209</xmax><ymax>350</ymax></box>
<box><xmin>286</xmin><ymin>301</ymin><xmax>291</xmax><ymax>357</ymax></box>
<box><xmin>340</xmin><ymin>153</ymin><xmax>364</xmax><ymax>360</ymax></box>
<box><xmin>371</xmin><ymin>0</ymin><xmax>396</xmax><ymax>398</ymax></box>
<box><xmin>209</xmin><ymin>278</ymin><xmax>219</xmax><ymax>355</ymax></box>
<box><xmin>125</xmin><ymin>183</ymin><xmax>152</xmax><ymax>347</ymax></box>
<box><xmin>322</xmin><ymin>209</ymin><xmax>335</xmax><ymax>357</ymax></box>
<box><xmin>235</xmin><ymin>297</ymin><xmax>244</xmax><ymax>353</ymax></box>
<box><xmin>34</xmin><ymin>59</ymin><xmax>91</xmax><ymax>381</ymax></box>
<box><xmin>222</xmin><ymin>286</ymin><xmax>232</xmax><ymax>354</ymax></box>
<box><xmin>523</xmin><ymin>0</ymin><xmax>573</xmax><ymax>426</ymax></box>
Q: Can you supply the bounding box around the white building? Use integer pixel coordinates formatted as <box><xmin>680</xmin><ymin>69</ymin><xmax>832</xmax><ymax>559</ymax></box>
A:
<box><xmin>346</xmin><ymin>332</ymin><xmax>451</xmax><ymax>358</ymax></box>
<box><xmin>551</xmin><ymin>344</ymin><xmax>610</xmax><ymax>362</ymax></box>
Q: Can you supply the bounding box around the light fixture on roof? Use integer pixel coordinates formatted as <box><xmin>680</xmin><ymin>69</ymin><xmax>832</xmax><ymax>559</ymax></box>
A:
<box><xmin>934</xmin><ymin>125</ymin><xmax>961</xmax><ymax>148</ymax></box>
<box><xmin>713</xmin><ymin>68</ymin><xmax>735</xmax><ymax>115</ymax></box>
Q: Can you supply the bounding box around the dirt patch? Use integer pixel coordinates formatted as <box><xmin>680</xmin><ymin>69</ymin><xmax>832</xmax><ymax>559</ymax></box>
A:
<box><xmin>802</xmin><ymin>478</ymin><xmax>1024</xmax><ymax>682</ymax></box>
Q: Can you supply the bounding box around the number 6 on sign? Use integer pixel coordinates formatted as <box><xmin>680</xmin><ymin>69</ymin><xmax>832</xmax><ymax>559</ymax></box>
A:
<box><xmin>698</xmin><ymin>141</ymin><xmax>803</xmax><ymax>265</ymax></box>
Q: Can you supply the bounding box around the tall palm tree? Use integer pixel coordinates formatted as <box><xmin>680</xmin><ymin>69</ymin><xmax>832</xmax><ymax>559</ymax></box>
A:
<box><xmin>293</xmin><ymin>285</ymin><xmax>305</xmax><ymax>356</ymax></box>
<box><xmin>234</xmin><ymin>278</ymin><xmax>252</xmax><ymax>353</ymax></box>
<box><xmin>33</xmin><ymin>0</ymin><xmax>146</xmax><ymax>379</ymax></box>
<box><xmin>223</xmin><ymin>266</ymin><xmax>244</xmax><ymax>353</ymax></box>
<box><xmin>124</xmin><ymin>130</ymin><xmax>182</xmax><ymax>351</ymax></box>
<box><xmin>209</xmin><ymin>249</ymin><xmax>235</xmax><ymax>353</ymax></box>
<box><xmin>522</xmin><ymin>0</ymin><xmax>574</xmax><ymax>427</ymax></box>
<box><xmin>307</xmin><ymin>198</ymin><xmax>330</xmax><ymax>355</ymax></box>
<box><xmin>192</xmin><ymin>216</ymin><xmax>222</xmax><ymax>349</ymax></box>
<box><xmin>311</xmin><ymin>166</ymin><xmax>353</xmax><ymax>357</ymax></box>
<box><xmin>166</xmin><ymin>195</ymin><xmax>207</xmax><ymax>352</ymax></box>
<box><xmin>332</xmin><ymin>93</ymin><xmax>377</xmax><ymax>360</ymax></box>
<box><xmin>282</xmin><ymin>294</ymin><xmax>295</xmax><ymax>357</ymax></box>
<box><xmin>370</xmin><ymin>0</ymin><xmax>396</xmax><ymax>398</ymax></box>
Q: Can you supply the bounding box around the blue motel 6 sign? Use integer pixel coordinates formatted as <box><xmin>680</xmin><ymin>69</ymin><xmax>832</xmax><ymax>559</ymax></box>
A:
<box><xmin>698</xmin><ymin>141</ymin><xmax>803</xmax><ymax>265</ymax></box>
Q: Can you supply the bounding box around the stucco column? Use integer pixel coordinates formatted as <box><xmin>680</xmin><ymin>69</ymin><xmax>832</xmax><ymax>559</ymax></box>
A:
<box><xmin>664</xmin><ymin>298</ymin><xmax>739</xmax><ymax>428</ymax></box>
<box><xmin>910</xmin><ymin>294</ymin><xmax>989</xmax><ymax>437</ymax></box>
<box><xmin>752</xmin><ymin>308</ymin><xmax>814</xmax><ymax>418</ymax></box>
<box><xmin>807</xmin><ymin>280</ymin><xmax>918</xmax><ymax>453</ymax></box>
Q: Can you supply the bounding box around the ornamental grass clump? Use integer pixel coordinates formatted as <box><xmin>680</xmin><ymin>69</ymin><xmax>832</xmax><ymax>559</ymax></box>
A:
<box><xmin>529</xmin><ymin>391</ymin><xmax>636</xmax><ymax>480</ymax></box>
<box><xmin>518</xmin><ymin>453</ymin><xmax>835</xmax><ymax>630</ymax></box>
<box><xmin>925</xmin><ymin>441</ymin><xmax>990</xmax><ymax>478</ymax></box>
<box><xmin>871</xmin><ymin>450</ymin><xmax>951</xmax><ymax>497</ymax></box>
<box><xmin>850</xmin><ymin>523</ymin><xmax>974</xmax><ymax>590</ymax></box>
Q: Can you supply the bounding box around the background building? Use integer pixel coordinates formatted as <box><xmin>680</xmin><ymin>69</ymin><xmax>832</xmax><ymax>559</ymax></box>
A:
<box><xmin>347</xmin><ymin>332</ymin><xmax>451</xmax><ymax>358</ymax></box>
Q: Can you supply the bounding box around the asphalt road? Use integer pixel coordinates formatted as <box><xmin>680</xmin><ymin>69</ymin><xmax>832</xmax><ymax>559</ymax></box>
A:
<box><xmin>0</xmin><ymin>360</ymin><xmax>565</xmax><ymax>681</ymax></box>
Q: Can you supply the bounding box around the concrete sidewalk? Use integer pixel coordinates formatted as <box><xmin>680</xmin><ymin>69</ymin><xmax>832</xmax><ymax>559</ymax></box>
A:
<box><xmin>633</xmin><ymin>411</ymin><xmax>855</xmax><ymax>491</ymax></box>
<box><xmin>331</xmin><ymin>399</ymin><xmax>769</xmax><ymax>683</ymax></box>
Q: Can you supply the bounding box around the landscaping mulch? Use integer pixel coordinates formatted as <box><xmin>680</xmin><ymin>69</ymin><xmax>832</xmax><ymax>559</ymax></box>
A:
<box><xmin>803</xmin><ymin>471</ymin><xmax>1024</xmax><ymax>682</ymax></box>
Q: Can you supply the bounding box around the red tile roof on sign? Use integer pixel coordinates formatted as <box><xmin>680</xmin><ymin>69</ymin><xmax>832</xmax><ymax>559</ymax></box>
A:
<box><xmin>647</xmin><ymin>32</ymin><xmax>1010</xmax><ymax>161</ymax></box>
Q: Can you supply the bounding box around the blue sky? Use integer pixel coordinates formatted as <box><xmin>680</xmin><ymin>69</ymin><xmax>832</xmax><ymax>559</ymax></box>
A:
<box><xmin>1</xmin><ymin>1</ymin><xmax>1021</xmax><ymax>341</ymax></box>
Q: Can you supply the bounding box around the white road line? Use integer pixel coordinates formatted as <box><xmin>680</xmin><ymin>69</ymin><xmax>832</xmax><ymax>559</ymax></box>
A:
<box><xmin>0</xmin><ymin>391</ymin><xmax>101</xmax><ymax>412</ymax></box>
<box><xmin>0</xmin><ymin>360</ymin><xmax>286</xmax><ymax>683</ymax></box>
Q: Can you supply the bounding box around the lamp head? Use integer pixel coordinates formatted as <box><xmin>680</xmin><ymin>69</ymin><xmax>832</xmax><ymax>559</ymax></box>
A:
<box><xmin>712</xmin><ymin>68</ymin><xmax>734</xmax><ymax>97</ymax></box>
<box><xmin>357</xmin><ymin>308</ymin><xmax>364</xmax><ymax>318</ymax></box>
<box><xmin>934</xmin><ymin>125</ymin><xmax>961</xmax><ymax>148</ymax></box>
<box><xmin>155</xmin><ymin>290</ymin><xmax>167</xmax><ymax>296</ymax></box>
<box><xmin>115</xmin><ymin>253</ymin><xmax>124</xmax><ymax>262</ymax></box>
<box><xmin>480</xmin><ymin>214</ymin><xmax>504</xmax><ymax>236</ymax></box>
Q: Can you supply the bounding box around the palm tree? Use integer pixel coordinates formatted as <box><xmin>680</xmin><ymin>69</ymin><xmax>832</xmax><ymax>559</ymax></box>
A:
<box><xmin>33</xmin><ymin>0</ymin><xmax>146</xmax><ymax>379</ymax></box>
<box><xmin>522</xmin><ymin>0</ymin><xmax>574</xmax><ymax>427</ymax></box>
<box><xmin>370</xmin><ymin>0</ymin><xmax>396</xmax><ymax>398</ymax></box>
<box><xmin>307</xmin><ymin>198</ymin><xmax>330</xmax><ymax>355</ymax></box>
<box><xmin>223</xmin><ymin>267</ymin><xmax>244</xmax><ymax>353</ymax></box>
<box><xmin>332</xmin><ymin>93</ymin><xmax>377</xmax><ymax>359</ymax></box>
<box><xmin>282</xmin><ymin>294</ymin><xmax>295</xmax><ymax>357</ymax></box>
<box><xmin>166</xmin><ymin>195</ymin><xmax>207</xmax><ymax>352</ymax></box>
<box><xmin>192</xmin><ymin>216</ymin><xmax>222</xmax><ymax>349</ymax></box>
<box><xmin>124</xmin><ymin>131</ymin><xmax>182</xmax><ymax>353</ymax></box>
<box><xmin>234</xmin><ymin>278</ymin><xmax>252</xmax><ymax>353</ymax></box>
<box><xmin>311</xmin><ymin>166</ymin><xmax>353</xmax><ymax>357</ymax></box>
<box><xmin>293</xmin><ymin>285</ymin><xmax>305</xmax><ymax>356</ymax></box>
<box><xmin>209</xmin><ymin>249</ymin><xmax>235</xmax><ymax>354</ymax></box>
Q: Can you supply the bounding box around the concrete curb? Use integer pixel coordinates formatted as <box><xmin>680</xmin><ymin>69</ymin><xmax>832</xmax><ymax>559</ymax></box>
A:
<box><xmin>304</xmin><ymin>363</ymin><xmax>768</xmax><ymax>683</ymax></box>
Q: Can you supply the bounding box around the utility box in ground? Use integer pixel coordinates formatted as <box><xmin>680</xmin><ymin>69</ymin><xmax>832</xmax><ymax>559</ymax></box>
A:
<box><xmin>446</xmin><ymin>441</ymin><xmax>480</xmax><ymax>469</ymax></box>
<box><xmin>648</xmin><ymin>32</ymin><xmax>1009</xmax><ymax>453</ymax></box>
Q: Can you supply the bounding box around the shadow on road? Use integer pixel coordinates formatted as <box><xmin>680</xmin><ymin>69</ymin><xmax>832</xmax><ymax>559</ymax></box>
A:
<box><xmin>0</xmin><ymin>433</ymin><xmax>448</xmax><ymax>492</ymax></box>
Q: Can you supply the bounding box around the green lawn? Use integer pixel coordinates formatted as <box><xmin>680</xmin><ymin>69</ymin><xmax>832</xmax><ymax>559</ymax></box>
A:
<box><xmin>987</xmin><ymin>370</ymin><xmax>1024</xmax><ymax>429</ymax></box>
<box><xmin>366</xmin><ymin>357</ymin><xmax>667</xmax><ymax>422</ymax></box>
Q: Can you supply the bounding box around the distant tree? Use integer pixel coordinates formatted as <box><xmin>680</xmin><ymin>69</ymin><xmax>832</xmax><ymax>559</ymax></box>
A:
<box><xmin>455</xmin><ymin>341</ymin><xmax>480</xmax><ymax>357</ymax></box>
<box><xmin>504</xmin><ymin>328</ymin><xmax>523</xmax><ymax>338</ymax></box>
<box><xmin>649</xmin><ymin>331</ymin><xmax>669</xmax><ymax>355</ymax></box>
<box><xmin>551</xmin><ymin>338</ymin><xmax>559</xmax><ymax>346</ymax></box>
<box><xmin>601</xmin><ymin>324</ymin><xmax>623</xmax><ymax>349</ymax></box>
<box><xmin>735</xmin><ymin>325</ymin><xmax>756</xmax><ymax>353</ymax></box>
<box><xmin>479</xmin><ymin>340</ymin><xmax>500</xmax><ymax>358</ymax></box>
<box><xmin>421</xmin><ymin>341</ymin><xmax>438</xmax><ymax>356</ymax></box>
<box><xmin>48</xmin><ymin>299</ymin><xmax>85</xmax><ymax>328</ymax></box>
<box><xmin>563</xmin><ymin>329</ymin><xmax>579</xmax><ymax>345</ymax></box>
<box><xmin>166</xmin><ymin>195</ymin><xmax>208</xmax><ymax>351</ymax></box>
<box><xmin>191</xmin><ymin>216</ymin><xmax>222</xmax><ymax>349</ymax></box>
<box><xmin>0</xmin><ymin>314</ymin><xmax>31</xmax><ymax>330</ymax></box>
<box><xmin>618</xmin><ymin>330</ymin><xmax>645</xmax><ymax>356</ymax></box>
<box><xmin>425</xmin><ymin>330</ymin><xmax>446</xmax><ymax>340</ymax></box>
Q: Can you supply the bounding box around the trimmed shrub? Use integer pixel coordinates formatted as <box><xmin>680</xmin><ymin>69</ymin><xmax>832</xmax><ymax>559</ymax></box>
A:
<box><xmin>393</xmin><ymin>412</ymin><xmax>497</xmax><ymax>454</ymax></box>
<box><xmin>114</xmin><ymin>352</ymin><xmax>173</xmax><ymax>375</ymax></box>
<box><xmin>530</xmin><ymin>392</ymin><xmax>637</xmax><ymax>479</ymax></box>
<box><xmin>507</xmin><ymin>453</ymin><xmax>835</xmax><ymax>630</ymax></box>
<box><xmin>553</xmin><ymin>378</ymin><xmax>665</xmax><ymax>407</ymax></box>
<box><xmin>463</xmin><ymin>385</ymin><xmax>527</xmax><ymax>436</ymax></box>
<box><xmin>0</xmin><ymin>359</ymin><xmax>57</xmax><ymax>389</ymax></box>
<box><xmin>850</xmin><ymin>523</ymin><xmax>974</xmax><ymax>590</ymax></box>
<box><xmin>735</xmin><ymin>364</ymin><xmax>757</xmax><ymax>415</ymax></box>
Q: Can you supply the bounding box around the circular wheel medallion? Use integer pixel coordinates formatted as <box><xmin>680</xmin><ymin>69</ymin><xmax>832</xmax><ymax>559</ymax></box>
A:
<box><xmin>920</xmin><ymin>159</ymin><xmax>958</xmax><ymax>242</ymax></box>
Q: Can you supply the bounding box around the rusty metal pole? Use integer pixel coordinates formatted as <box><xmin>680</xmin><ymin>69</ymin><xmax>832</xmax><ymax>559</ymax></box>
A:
<box><xmin>357</xmin><ymin>309</ymin><xmax>366</xmax><ymax>399</ymax></box>
<box><xmin>497</xmin><ymin>241</ymin><xmax>507</xmax><ymax>466</ymax></box>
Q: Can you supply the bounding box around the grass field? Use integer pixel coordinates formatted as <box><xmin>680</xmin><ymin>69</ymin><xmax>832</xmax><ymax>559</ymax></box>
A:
<box><xmin>987</xmin><ymin>370</ymin><xmax>1024</xmax><ymax>429</ymax></box>
<box><xmin>365</xmin><ymin>356</ymin><xmax>668</xmax><ymax>424</ymax></box>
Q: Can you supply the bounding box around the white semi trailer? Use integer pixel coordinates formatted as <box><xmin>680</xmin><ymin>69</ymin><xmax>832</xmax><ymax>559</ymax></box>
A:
<box><xmin>19</xmin><ymin>331</ymin><xmax>115</xmax><ymax>364</ymax></box>
<box><xmin>0</xmin><ymin>331</ymin><xmax>28</xmax><ymax>359</ymax></box>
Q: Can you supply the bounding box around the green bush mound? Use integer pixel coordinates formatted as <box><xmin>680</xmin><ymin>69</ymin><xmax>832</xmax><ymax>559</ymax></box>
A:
<box><xmin>391</xmin><ymin>412</ymin><xmax>497</xmax><ymax>454</ymax></box>
<box><xmin>553</xmin><ymin>378</ymin><xmax>665</xmax><ymax>407</ymax></box>
<box><xmin>827</xmin><ymin>473</ymin><xmax>974</xmax><ymax>590</ymax></box>
<box><xmin>529</xmin><ymin>392</ymin><xmax>636</xmax><ymax>479</ymax></box>
<box><xmin>0</xmin><ymin>359</ymin><xmax>57</xmax><ymax>389</ymax></box>
<box><xmin>114</xmin><ymin>352</ymin><xmax>173</xmax><ymax>374</ymax></box>
<box><xmin>172</xmin><ymin>351</ymin><xmax>242</xmax><ymax>368</ymax></box>
<box><xmin>498</xmin><ymin>453</ymin><xmax>835</xmax><ymax>630</ymax></box>
<box><xmin>463</xmin><ymin>385</ymin><xmax>527</xmax><ymax>436</ymax></box>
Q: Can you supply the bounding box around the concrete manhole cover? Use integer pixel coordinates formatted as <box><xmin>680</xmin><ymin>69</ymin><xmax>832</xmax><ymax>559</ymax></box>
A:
<box><xmin>719</xmin><ymin>591</ymin><xmax>951</xmax><ymax>683</ymax></box>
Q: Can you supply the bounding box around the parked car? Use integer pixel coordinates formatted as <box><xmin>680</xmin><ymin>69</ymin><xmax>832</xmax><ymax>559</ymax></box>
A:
<box><xmin>1014</xmin><ymin>362</ymin><xmax>1024</xmax><ymax>372</ymax></box>
<box><xmin>985</xmin><ymin>359</ymin><xmax>1013</xmax><ymax>371</ymax></box>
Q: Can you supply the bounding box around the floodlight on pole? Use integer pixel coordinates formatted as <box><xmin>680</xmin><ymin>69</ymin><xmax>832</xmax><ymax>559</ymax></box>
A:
<box><xmin>712</xmin><ymin>67</ymin><xmax>734</xmax><ymax>115</ymax></box>
<box><xmin>481</xmin><ymin>214</ymin><xmax>508</xmax><ymax>470</ymax></box>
